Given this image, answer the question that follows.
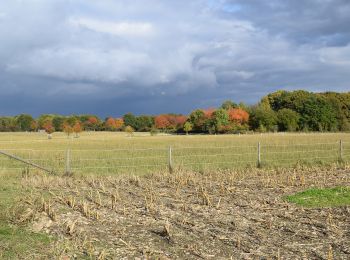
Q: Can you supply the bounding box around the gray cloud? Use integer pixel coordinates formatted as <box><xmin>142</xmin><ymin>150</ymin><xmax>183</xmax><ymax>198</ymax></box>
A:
<box><xmin>0</xmin><ymin>0</ymin><xmax>349</xmax><ymax>117</ymax></box>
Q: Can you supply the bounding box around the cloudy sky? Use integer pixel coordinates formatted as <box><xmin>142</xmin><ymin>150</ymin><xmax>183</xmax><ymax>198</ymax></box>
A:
<box><xmin>1</xmin><ymin>0</ymin><xmax>350</xmax><ymax>117</ymax></box>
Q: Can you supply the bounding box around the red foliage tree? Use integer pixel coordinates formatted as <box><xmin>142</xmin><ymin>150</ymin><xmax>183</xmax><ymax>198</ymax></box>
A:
<box><xmin>155</xmin><ymin>115</ymin><xmax>171</xmax><ymax>129</ymax></box>
<box><xmin>105</xmin><ymin>117</ymin><xmax>117</xmax><ymax>131</ymax></box>
<box><xmin>155</xmin><ymin>115</ymin><xmax>187</xmax><ymax>130</ymax></box>
<box><xmin>88</xmin><ymin>117</ymin><xmax>98</xmax><ymax>125</ymax></box>
<box><xmin>73</xmin><ymin>122</ymin><xmax>83</xmax><ymax>137</ymax></box>
<box><xmin>175</xmin><ymin>115</ymin><xmax>187</xmax><ymax>127</ymax></box>
<box><xmin>83</xmin><ymin>117</ymin><xmax>99</xmax><ymax>131</ymax></box>
<box><xmin>43</xmin><ymin>121</ymin><xmax>54</xmax><ymax>139</ymax></box>
<box><xmin>203</xmin><ymin>108</ymin><xmax>216</xmax><ymax>119</ymax></box>
<box><xmin>228</xmin><ymin>108</ymin><xmax>249</xmax><ymax>124</ymax></box>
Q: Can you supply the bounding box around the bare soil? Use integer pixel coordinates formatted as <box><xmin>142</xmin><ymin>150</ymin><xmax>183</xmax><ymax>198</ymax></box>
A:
<box><xmin>14</xmin><ymin>166</ymin><xmax>350</xmax><ymax>259</ymax></box>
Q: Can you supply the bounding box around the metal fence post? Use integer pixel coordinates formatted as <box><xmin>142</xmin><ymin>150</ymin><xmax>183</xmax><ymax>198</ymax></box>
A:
<box><xmin>257</xmin><ymin>142</ymin><xmax>261</xmax><ymax>168</ymax></box>
<box><xmin>65</xmin><ymin>149</ymin><xmax>71</xmax><ymax>175</ymax></box>
<box><xmin>168</xmin><ymin>146</ymin><xmax>173</xmax><ymax>173</ymax></box>
<box><xmin>340</xmin><ymin>140</ymin><xmax>343</xmax><ymax>162</ymax></box>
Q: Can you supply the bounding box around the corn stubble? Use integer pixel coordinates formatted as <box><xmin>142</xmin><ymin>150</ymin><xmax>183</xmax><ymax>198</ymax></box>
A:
<box><xmin>10</xmin><ymin>165</ymin><xmax>350</xmax><ymax>259</ymax></box>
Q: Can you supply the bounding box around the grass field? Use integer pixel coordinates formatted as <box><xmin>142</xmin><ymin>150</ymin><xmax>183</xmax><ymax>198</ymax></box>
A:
<box><xmin>0</xmin><ymin>132</ymin><xmax>349</xmax><ymax>175</ymax></box>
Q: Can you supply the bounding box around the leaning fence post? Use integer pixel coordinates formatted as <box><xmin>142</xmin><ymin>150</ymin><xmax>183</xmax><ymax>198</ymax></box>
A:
<box><xmin>339</xmin><ymin>140</ymin><xmax>343</xmax><ymax>162</ymax></box>
<box><xmin>168</xmin><ymin>146</ymin><xmax>173</xmax><ymax>173</ymax></box>
<box><xmin>257</xmin><ymin>142</ymin><xmax>261</xmax><ymax>168</ymax></box>
<box><xmin>65</xmin><ymin>149</ymin><xmax>71</xmax><ymax>175</ymax></box>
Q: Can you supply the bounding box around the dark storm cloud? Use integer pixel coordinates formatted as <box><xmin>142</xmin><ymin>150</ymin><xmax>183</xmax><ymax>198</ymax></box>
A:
<box><xmin>0</xmin><ymin>0</ymin><xmax>349</xmax><ymax>117</ymax></box>
<box><xmin>223</xmin><ymin>0</ymin><xmax>350</xmax><ymax>46</ymax></box>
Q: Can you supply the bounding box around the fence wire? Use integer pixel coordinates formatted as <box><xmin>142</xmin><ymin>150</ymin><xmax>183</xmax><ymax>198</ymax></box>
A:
<box><xmin>0</xmin><ymin>141</ymin><xmax>349</xmax><ymax>174</ymax></box>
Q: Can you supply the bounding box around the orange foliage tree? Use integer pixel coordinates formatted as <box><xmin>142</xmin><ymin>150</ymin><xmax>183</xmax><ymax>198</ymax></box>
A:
<box><xmin>115</xmin><ymin>118</ymin><xmax>124</xmax><ymax>130</ymax></box>
<box><xmin>174</xmin><ymin>115</ymin><xmax>187</xmax><ymax>127</ymax></box>
<box><xmin>85</xmin><ymin>117</ymin><xmax>99</xmax><ymax>131</ymax></box>
<box><xmin>155</xmin><ymin>115</ymin><xmax>171</xmax><ymax>129</ymax></box>
<box><xmin>203</xmin><ymin>108</ymin><xmax>216</xmax><ymax>119</ymax></box>
<box><xmin>105</xmin><ymin>117</ymin><xmax>117</xmax><ymax>131</ymax></box>
<box><xmin>73</xmin><ymin>122</ymin><xmax>83</xmax><ymax>137</ymax></box>
<box><xmin>228</xmin><ymin>108</ymin><xmax>249</xmax><ymax>124</ymax></box>
<box><xmin>155</xmin><ymin>115</ymin><xmax>187</xmax><ymax>131</ymax></box>
<box><xmin>63</xmin><ymin>122</ymin><xmax>73</xmax><ymax>137</ymax></box>
<box><xmin>43</xmin><ymin>121</ymin><xmax>54</xmax><ymax>139</ymax></box>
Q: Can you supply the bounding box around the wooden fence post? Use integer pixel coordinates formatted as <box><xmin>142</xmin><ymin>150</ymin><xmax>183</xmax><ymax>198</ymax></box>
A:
<box><xmin>168</xmin><ymin>146</ymin><xmax>173</xmax><ymax>173</ymax></box>
<box><xmin>257</xmin><ymin>142</ymin><xmax>261</xmax><ymax>168</ymax></box>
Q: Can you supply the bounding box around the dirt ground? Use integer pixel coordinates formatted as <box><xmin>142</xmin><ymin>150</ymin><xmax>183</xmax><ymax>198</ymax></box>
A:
<box><xmin>13</xmin><ymin>166</ymin><xmax>350</xmax><ymax>259</ymax></box>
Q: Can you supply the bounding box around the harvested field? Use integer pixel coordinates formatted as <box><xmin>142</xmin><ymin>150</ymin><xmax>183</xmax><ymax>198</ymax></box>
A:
<box><xmin>13</xmin><ymin>166</ymin><xmax>350</xmax><ymax>259</ymax></box>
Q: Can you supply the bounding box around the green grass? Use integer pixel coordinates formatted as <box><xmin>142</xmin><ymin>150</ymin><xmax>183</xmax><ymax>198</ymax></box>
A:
<box><xmin>286</xmin><ymin>187</ymin><xmax>350</xmax><ymax>208</ymax></box>
<box><xmin>0</xmin><ymin>172</ymin><xmax>52</xmax><ymax>259</ymax></box>
<box><xmin>0</xmin><ymin>225</ymin><xmax>51</xmax><ymax>259</ymax></box>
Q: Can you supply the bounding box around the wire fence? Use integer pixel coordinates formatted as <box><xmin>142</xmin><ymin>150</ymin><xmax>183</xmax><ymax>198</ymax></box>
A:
<box><xmin>0</xmin><ymin>141</ymin><xmax>349</xmax><ymax>175</ymax></box>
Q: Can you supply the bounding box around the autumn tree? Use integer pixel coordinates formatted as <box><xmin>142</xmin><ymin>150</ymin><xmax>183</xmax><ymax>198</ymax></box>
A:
<box><xmin>63</xmin><ymin>122</ymin><xmax>73</xmax><ymax>137</ymax></box>
<box><xmin>155</xmin><ymin>115</ymin><xmax>171</xmax><ymax>130</ymax></box>
<box><xmin>43</xmin><ymin>121</ymin><xmax>55</xmax><ymax>139</ymax></box>
<box><xmin>115</xmin><ymin>118</ymin><xmax>124</xmax><ymax>130</ymax></box>
<box><xmin>203</xmin><ymin>108</ymin><xmax>216</xmax><ymax>119</ymax></box>
<box><xmin>105</xmin><ymin>117</ymin><xmax>117</xmax><ymax>131</ymax></box>
<box><xmin>175</xmin><ymin>115</ymin><xmax>187</xmax><ymax>127</ymax></box>
<box><xmin>228</xmin><ymin>108</ymin><xmax>249</xmax><ymax>124</ymax></box>
<box><xmin>73</xmin><ymin>122</ymin><xmax>83</xmax><ymax>138</ymax></box>
<box><xmin>85</xmin><ymin>116</ymin><xmax>100</xmax><ymax>131</ymax></box>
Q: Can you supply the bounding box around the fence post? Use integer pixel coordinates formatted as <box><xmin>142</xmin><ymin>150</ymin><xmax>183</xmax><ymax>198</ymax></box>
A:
<box><xmin>257</xmin><ymin>142</ymin><xmax>261</xmax><ymax>168</ymax></box>
<box><xmin>168</xmin><ymin>146</ymin><xmax>173</xmax><ymax>173</ymax></box>
<box><xmin>339</xmin><ymin>140</ymin><xmax>343</xmax><ymax>162</ymax></box>
<box><xmin>65</xmin><ymin>149</ymin><xmax>71</xmax><ymax>175</ymax></box>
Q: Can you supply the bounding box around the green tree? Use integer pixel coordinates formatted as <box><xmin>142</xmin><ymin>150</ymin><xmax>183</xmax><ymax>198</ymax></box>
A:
<box><xmin>277</xmin><ymin>108</ymin><xmax>300</xmax><ymax>131</ymax></box>
<box><xmin>188</xmin><ymin>110</ymin><xmax>206</xmax><ymax>132</ymax></box>
<box><xmin>183</xmin><ymin>122</ymin><xmax>193</xmax><ymax>135</ymax></box>
<box><xmin>249</xmin><ymin>105</ymin><xmax>277</xmax><ymax>132</ymax></box>
<box><xmin>52</xmin><ymin>116</ymin><xmax>65</xmax><ymax>132</ymax></box>
<box><xmin>299</xmin><ymin>95</ymin><xmax>337</xmax><ymax>131</ymax></box>
<box><xmin>209</xmin><ymin>109</ymin><xmax>229</xmax><ymax>133</ymax></box>
<box><xmin>0</xmin><ymin>117</ymin><xmax>18</xmax><ymax>132</ymax></box>
<box><xmin>136</xmin><ymin>115</ymin><xmax>154</xmax><ymax>132</ymax></box>
<box><xmin>123</xmin><ymin>113</ymin><xmax>138</xmax><ymax>130</ymax></box>
<box><xmin>321</xmin><ymin>92</ymin><xmax>350</xmax><ymax>131</ymax></box>
<box><xmin>37</xmin><ymin>114</ymin><xmax>55</xmax><ymax>129</ymax></box>
<box><xmin>221</xmin><ymin>100</ymin><xmax>238</xmax><ymax>110</ymax></box>
<box><xmin>15</xmin><ymin>114</ymin><xmax>35</xmax><ymax>131</ymax></box>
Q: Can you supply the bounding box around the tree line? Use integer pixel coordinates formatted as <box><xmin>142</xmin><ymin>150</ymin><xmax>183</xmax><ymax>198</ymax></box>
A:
<box><xmin>1</xmin><ymin>90</ymin><xmax>349</xmax><ymax>135</ymax></box>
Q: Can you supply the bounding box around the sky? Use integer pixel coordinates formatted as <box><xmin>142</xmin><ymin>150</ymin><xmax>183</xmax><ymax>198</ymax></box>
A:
<box><xmin>0</xmin><ymin>0</ymin><xmax>350</xmax><ymax>117</ymax></box>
